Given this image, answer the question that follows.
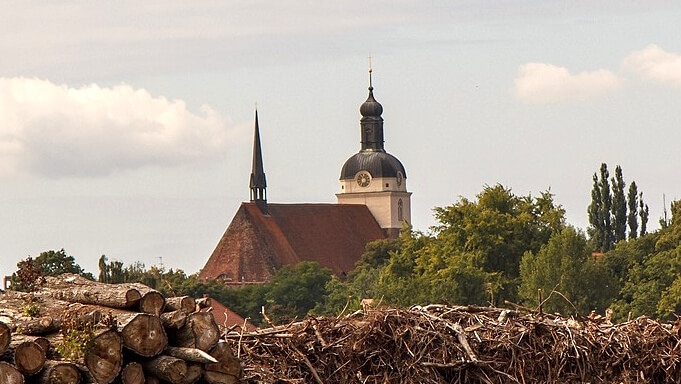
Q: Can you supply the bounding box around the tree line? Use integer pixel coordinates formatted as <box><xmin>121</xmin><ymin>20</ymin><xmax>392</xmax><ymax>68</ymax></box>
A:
<box><xmin>8</xmin><ymin>163</ymin><xmax>681</xmax><ymax>324</ymax></box>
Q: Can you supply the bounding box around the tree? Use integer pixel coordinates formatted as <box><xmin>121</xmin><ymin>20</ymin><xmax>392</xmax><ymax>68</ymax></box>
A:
<box><xmin>639</xmin><ymin>192</ymin><xmax>649</xmax><ymax>237</ymax></box>
<box><xmin>519</xmin><ymin>227</ymin><xmax>615</xmax><ymax>315</ymax></box>
<box><xmin>600</xmin><ymin>164</ymin><xmax>614</xmax><ymax>251</ymax></box>
<box><xmin>588</xmin><ymin>174</ymin><xmax>604</xmax><ymax>249</ymax></box>
<box><xmin>32</xmin><ymin>249</ymin><xmax>93</xmax><ymax>279</ymax></box>
<box><xmin>588</xmin><ymin>164</ymin><xmax>645</xmax><ymax>251</ymax></box>
<box><xmin>611</xmin><ymin>166</ymin><xmax>627</xmax><ymax>242</ymax></box>
<box><xmin>627</xmin><ymin>182</ymin><xmax>639</xmax><ymax>240</ymax></box>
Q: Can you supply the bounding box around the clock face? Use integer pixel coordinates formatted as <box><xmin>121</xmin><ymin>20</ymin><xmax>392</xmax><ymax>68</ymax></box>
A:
<box><xmin>396</xmin><ymin>172</ymin><xmax>403</xmax><ymax>187</ymax></box>
<box><xmin>356</xmin><ymin>171</ymin><xmax>371</xmax><ymax>187</ymax></box>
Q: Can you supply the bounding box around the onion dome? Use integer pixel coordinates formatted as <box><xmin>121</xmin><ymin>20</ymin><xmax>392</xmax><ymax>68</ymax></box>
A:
<box><xmin>340</xmin><ymin>151</ymin><xmax>406</xmax><ymax>180</ymax></box>
<box><xmin>360</xmin><ymin>87</ymin><xmax>383</xmax><ymax>117</ymax></box>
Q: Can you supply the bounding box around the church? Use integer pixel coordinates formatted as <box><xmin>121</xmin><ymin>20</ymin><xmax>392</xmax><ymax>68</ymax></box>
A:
<box><xmin>199</xmin><ymin>71</ymin><xmax>411</xmax><ymax>283</ymax></box>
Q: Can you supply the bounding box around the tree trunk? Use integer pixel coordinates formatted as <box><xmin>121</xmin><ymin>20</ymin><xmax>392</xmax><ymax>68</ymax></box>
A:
<box><xmin>127</xmin><ymin>284</ymin><xmax>165</xmax><ymax>316</ymax></box>
<box><xmin>0</xmin><ymin>321</ymin><xmax>10</xmax><ymax>354</ymax></box>
<box><xmin>118</xmin><ymin>362</ymin><xmax>144</xmax><ymax>384</ymax></box>
<box><xmin>145</xmin><ymin>376</ymin><xmax>160</xmax><ymax>384</ymax></box>
<box><xmin>205</xmin><ymin>342</ymin><xmax>242</xmax><ymax>380</ymax></box>
<box><xmin>164</xmin><ymin>297</ymin><xmax>195</xmax><ymax>314</ymax></box>
<box><xmin>116</xmin><ymin>312</ymin><xmax>167</xmax><ymax>357</ymax></box>
<box><xmin>160</xmin><ymin>310</ymin><xmax>187</xmax><ymax>330</ymax></box>
<box><xmin>0</xmin><ymin>361</ymin><xmax>24</xmax><ymax>384</ymax></box>
<box><xmin>8</xmin><ymin>316</ymin><xmax>60</xmax><ymax>336</ymax></box>
<box><xmin>164</xmin><ymin>347</ymin><xmax>218</xmax><ymax>363</ymax></box>
<box><xmin>142</xmin><ymin>356</ymin><xmax>187</xmax><ymax>384</ymax></box>
<box><xmin>41</xmin><ymin>275</ymin><xmax>141</xmax><ymax>309</ymax></box>
<box><xmin>168</xmin><ymin>313</ymin><xmax>219</xmax><ymax>352</ymax></box>
<box><xmin>34</xmin><ymin>360</ymin><xmax>81</xmax><ymax>384</ymax></box>
<box><xmin>4</xmin><ymin>337</ymin><xmax>47</xmax><ymax>375</ymax></box>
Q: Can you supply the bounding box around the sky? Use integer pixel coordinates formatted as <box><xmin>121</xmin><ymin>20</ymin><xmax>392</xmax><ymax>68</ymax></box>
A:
<box><xmin>2</xmin><ymin>1</ymin><xmax>681</xmax><ymax>279</ymax></box>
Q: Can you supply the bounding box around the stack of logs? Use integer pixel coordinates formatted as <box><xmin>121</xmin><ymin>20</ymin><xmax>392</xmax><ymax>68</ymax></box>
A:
<box><xmin>0</xmin><ymin>274</ymin><xmax>242</xmax><ymax>384</ymax></box>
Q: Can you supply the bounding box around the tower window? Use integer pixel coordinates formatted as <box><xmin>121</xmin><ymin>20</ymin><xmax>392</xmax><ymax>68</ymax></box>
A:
<box><xmin>386</xmin><ymin>183</ymin><xmax>389</xmax><ymax>187</ymax></box>
<box><xmin>398</xmin><ymin>199</ymin><xmax>404</xmax><ymax>222</ymax></box>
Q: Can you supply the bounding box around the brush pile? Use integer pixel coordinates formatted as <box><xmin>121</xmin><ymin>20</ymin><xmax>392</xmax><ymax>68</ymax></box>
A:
<box><xmin>233</xmin><ymin>304</ymin><xmax>681</xmax><ymax>383</ymax></box>
<box><xmin>0</xmin><ymin>274</ymin><xmax>242</xmax><ymax>384</ymax></box>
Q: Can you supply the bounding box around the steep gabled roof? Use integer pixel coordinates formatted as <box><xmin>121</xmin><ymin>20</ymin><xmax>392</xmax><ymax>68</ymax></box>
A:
<box><xmin>199</xmin><ymin>202</ymin><xmax>385</xmax><ymax>282</ymax></box>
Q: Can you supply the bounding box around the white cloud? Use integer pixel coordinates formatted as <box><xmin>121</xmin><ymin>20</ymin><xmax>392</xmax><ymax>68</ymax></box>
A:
<box><xmin>622</xmin><ymin>44</ymin><xmax>681</xmax><ymax>86</ymax></box>
<box><xmin>514</xmin><ymin>63</ymin><xmax>622</xmax><ymax>104</ymax></box>
<box><xmin>0</xmin><ymin>78</ymin><xmax>238</xmax><ymax>177</ymax></box>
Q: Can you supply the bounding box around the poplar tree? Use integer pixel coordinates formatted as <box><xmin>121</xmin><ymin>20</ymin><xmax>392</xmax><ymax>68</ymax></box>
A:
<box><xmin>639</xmin><ymin>192</ymin><xmax>649</xmax><ymax>236</ymax></box>
<box><xmin>588</xmin><ymin>174</ymin><xmax>604</xmax><ymax>249</ymax></box>
<box><xmin>611</xmin><ymin>166</ymin><xmax>627</xmax><ymax>242</ymax></box>
<box><xmin>627</xmin><ymin>182</ymin><xmax>639</xmax><ymax>239</ymax></box>
<box><xmin>599</xmin><ymin>164</ymin><xmax>614</xmax><ymax>251</ymax></box>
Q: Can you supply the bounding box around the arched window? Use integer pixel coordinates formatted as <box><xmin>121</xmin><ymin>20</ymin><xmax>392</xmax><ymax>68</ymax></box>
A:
<box><xmin>398</xmin><ymin>199</ymin><xmax>403</xmax><ymax>222</ymax></box>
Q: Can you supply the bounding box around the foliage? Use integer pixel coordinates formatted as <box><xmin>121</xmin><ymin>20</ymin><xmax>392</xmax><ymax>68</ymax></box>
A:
<box><xmin>608</xmin><ymin>201</ymin><xmax>681</xmax><ymax>321</ymax></box>
<box><xmin>56</xmin><ymin>311</ymin><xmax>98</xmax><ymax>362</ymax></box>
<box><xmin>588</xmin><ymin>163</ymin><xmax>647</xmax><ymax>251</ymax></box>
<box><xmin>34</xmin><ymin>249</ymin><xmax>93</xmax><ymax>279</ymax></box>
<box><xmin>10</xmin><ymin>257</ymin><xmax>45</xmax><ymax>292</ymax></box>
<box><xmin>519</xmin><ymin>226</ymin><xmax>616</xmax><ymax>315</ymax></box>
<box><xmin>21</xmin><ymin>294</ymin><xmax>41</xmax><ymax>317</ymax></box>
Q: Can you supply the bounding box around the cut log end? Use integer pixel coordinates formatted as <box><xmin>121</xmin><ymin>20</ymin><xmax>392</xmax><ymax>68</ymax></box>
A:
<box><xmin>0</xmin><ymin>322</ymin><xmax>10</xmax><ymax>354</ymax></box>
<box><xmin>15</xmin><ymin>340</ymin><xmax>47</xmax><ymax>374</ymax></box>
<box><xmin>120</xmin><ymin>362</ymin><xmax>145</xmax><ymax>384</ymax></box>
<box><xmin>119</xmin><ymin>313</ymin><xmax>168</xmax><ymax>357</ymax></box>
<box><xmin>126</xmin><ymin>290</ymin><xmax>142</xmax><ymax>307</ymax></box>
<box><xmin>140</xmin><ymin>291</ymin><xmax>165</xmax><ymax>316</ymax></box>
<box><xmin>0</xmin><ymin>362</ymin><xmax>24</xmax><ymax>384</ymax></box>
<box><xmin>38</xmin><ymin>361</ymin><xmax>82</xmax><ymax>384</ymax></box>
<box><xmin>170</xmin><ymin>313</ymin><xmax>219</xmax><ymax>352</ymax></box>
<box><xmin>86</xmin><ymin>330</ymin><xmax>122</xmax><ymax>384</ymax></box>
<box><xmin>165</xmin><ymin>296</ymin><xmax>196</xmax><ymax>314</ymax></box>
<box><xmin>203</xmin><ymin>371</ymin><xmax>239</xmax><ymax>384</ymax></box>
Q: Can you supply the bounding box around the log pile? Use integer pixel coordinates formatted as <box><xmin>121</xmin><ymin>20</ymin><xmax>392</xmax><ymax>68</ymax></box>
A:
<box><xmin>0</xmin><ymin>274</ymin><xmax>243</xmax><ymax>384</ymax></box>
<box><xmin>234</xmin><ymin>304</ymin><xmax>681</xmax><ymax>383</ymax></box>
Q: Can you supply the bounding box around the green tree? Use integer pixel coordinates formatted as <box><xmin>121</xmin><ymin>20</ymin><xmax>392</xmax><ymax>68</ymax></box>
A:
<box><xmin>519</xmin><ymin>227</ymin><xmax>615</xmax><ymax>315</ymax></box>
<box><xmin>588</xmin><ymin>173</ymin><xmax>604</xmax><ymax>249</ymax></box>
<box><xmin>627</xmin><ymin>182</ymin><xmax>639</xmax><ymax>240</ymax></box>
<box><xmin>265</xmin><ymin>261</ymin><xmax>333</xmax><ymax>324</ymax></box>
<box><xmin>611</xmin><ymin>166</ymin><xmax>627</xmax><ymax>243</ymax></box>
<box><xmin>639</xmin><ymin>192</ymin><xmax>649</xmax><ymax>237</ymax></box>
<box><xmin>600</xmin><ymin>164</ymin><xmax>614</xmax><ymax>251</ymax></box>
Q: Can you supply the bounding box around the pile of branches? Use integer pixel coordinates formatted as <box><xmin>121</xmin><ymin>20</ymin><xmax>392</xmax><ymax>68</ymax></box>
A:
<box><xmin>0</xmin><ymin>274</ymin><xmax>242</xmax><ymax>384</ymax></box>
<box><xmin>233</xmin><ymin>304</ymin><xmax>681</xmax><ymax>383</ymax></box>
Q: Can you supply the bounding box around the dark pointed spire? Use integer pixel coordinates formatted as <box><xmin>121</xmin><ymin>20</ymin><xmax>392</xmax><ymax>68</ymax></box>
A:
<box><xmin>249</xmin><ymin>109</ymin><xmax>267</xmax><ymax>212</ymax></box>
<box><xmin>359</xmin><ymin>58</ymin><xmax>385</xmax><ymax>152</ymax></box>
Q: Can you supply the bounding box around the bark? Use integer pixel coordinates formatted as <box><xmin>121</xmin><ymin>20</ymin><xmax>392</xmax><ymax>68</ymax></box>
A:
<box><xmin>34</xmin><ymin>360</ymin><xmax>81</xmax><ymax>384</ymax></box>
<box><xmin>164</xmin><ymin>297</ymin><xmax>195</xmax><ymax>314</ymax></box>
<box><xmin>195</xmin><ymin>298</ymin><xmax>210</xmax><ymax>310</ymax></box>
<box><xmin>127</xmin><ymin>284</ymin><xmax>165</xmax><ymax>316</ymax></box>
<box><xmin>116</xmin><ymin>312</ymin><xmax>167</xmax><ymax>357</ymax></box>
<box><xmin>4</xmin><ymin>336</ymin><xmax>47</xmax><ymax>375</ymax></box>
<box><xmin>9</xmin><ymin>316</ymin><xmax>60</xmax><ymax>336</ymax></box>
<box><xmin>0</xmin><ymin>361</ymin><xmax>24</xmax><ymax>384</ymax></box>
<box><xmin>0</xmin><ymin>321</ymin><xmax>10</xmax><ymax>354</ymax></box>
<box><xmin>62</xmin><ymin>304</ymin><xmax>167</xmax><ymax>358</ymax></box>
<box><xmin>145</xmin><ymin>376</ymin><xmax>160</xmax><ymax>384</ymax></box>
<box><xmin>164</xmin><ymin>347</ymin><xmax>218</xmax><ymax>364</ymax></box>
<box><xmin>181</xmin><ymin>363</ymin><xmax>203</xmax><ymax>384</ymax></box>
<box><xmin>160</xmin><ymin>310</ymin><xmax>187</xmax><ymax>330</ymax></box>
<box><xmin>168</xmin><ymin>313</ymin><xmax>219</xmax><ymax>352</ymax></box>
<box><xmin>142</xmin><ymin>356</ymin><xmax>187</xmax><ymax>384</ymax></box>
<box><xmin>202</xmin><ymin>371</ymin><xmax>239</xmax><ymax>384</ymax></box>
<box><xmin>118</xmin><ymin>362</ymin><xmax>144</xmax><ymax>384</ymax></box>
<box><xmin>205</xmin><ymin>342</ymin><xmax>242</xmax><ymax>380</ymax></box>
<box><xmin>40</xmin><ymin>275</ymin><xmax>141</xmax><ymax>309</ymax></box>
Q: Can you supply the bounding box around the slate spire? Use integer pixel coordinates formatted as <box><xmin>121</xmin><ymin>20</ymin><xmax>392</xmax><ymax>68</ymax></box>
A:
<box><xmin>359</xmin><ymin>59</ymin><xmax>385</xmax><ymax>152</ymax></box>
<box><xmin>249</xmin><ymin>109</ymin><xmax>267</xmax><ymax>212</ymax></box>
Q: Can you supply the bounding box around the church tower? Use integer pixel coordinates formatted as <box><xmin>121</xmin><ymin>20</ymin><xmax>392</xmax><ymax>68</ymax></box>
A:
<box><xmin>336</xmin><ymin>68</ymin><xmax>411</xmax><ymax>238</ymax></box>
<box><xmin>249</xmin><ymin>109</ymin><xmax>268</xmax><ymax>214</ymax></box>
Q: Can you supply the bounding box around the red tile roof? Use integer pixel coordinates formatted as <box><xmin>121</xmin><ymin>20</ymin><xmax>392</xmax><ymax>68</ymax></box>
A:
<box><xmin>199</xmin><ymin>202</ymin><xmax>385</xmax><ymax>282</ymax></box>
<box><xmin>201</xmin><ymin>297</ymin><xmax>257</xmax><ymax>332</ymax></box>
